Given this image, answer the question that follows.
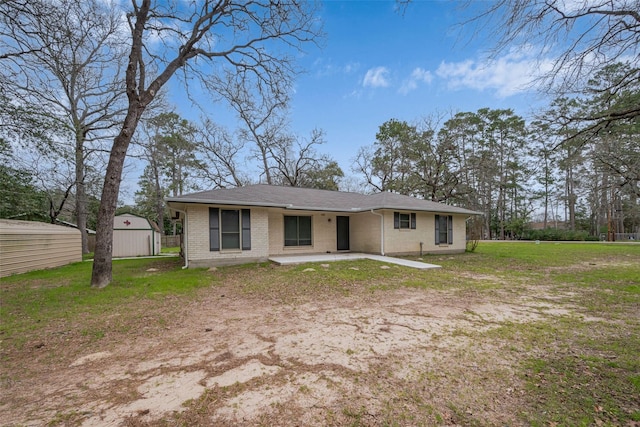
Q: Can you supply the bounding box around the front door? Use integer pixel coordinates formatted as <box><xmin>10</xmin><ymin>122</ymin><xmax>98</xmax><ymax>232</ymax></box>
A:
<box><xmin>336</xmin><ymin>216</ymin><xmax>350</xmax><ymax>251</ymax></box>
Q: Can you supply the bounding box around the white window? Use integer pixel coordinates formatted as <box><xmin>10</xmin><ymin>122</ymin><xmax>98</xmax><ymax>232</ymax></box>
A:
<box><xmin>284</xmin><ymin>215</ymin><xmax>312</xmax><ymax>246</ymax></box>
<box><xmin>209</xmin><ymin>208</ymin><xmax>251</xmax><ymax>251</ymax></box>
<box><xmin>435</xmin><ymin>215</ymin><xmax>453</xmax><ymax>244</ymax></box>
<box><xmin>394</xmin><ymin>212</ymin><xmax>416</xmax><ymax>229</ymax></box>
<box><xmin>220</xmin><ymin>209</ymin><xmax>240</xmax><ymax>250</ymax></box>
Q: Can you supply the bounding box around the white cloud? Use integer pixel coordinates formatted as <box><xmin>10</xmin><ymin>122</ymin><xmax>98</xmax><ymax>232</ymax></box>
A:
<box><xmin>557</xmin><ymin>0</ymin><xmax>603</xmax><ymax>14</ymax></box>
<box><xmin>398</xmin><ymin>67</ymin><xmax>433</xmax><ymax>95</ymax></box>
<box><xmin>343</xmin><ymin>62</ymin><xmax>360</xmax><ymax>74</ymax></box>
<box><xmin>436</xmin><ymin>47</ymin><xmax>553</xmax><ymax>97</ymax></box>
<box><xmin>314</xmin><ymin>59</ymin><xmax>361</xmax><ymax>78</ymax></box>
<box><xmin>344</xmin><ymin>89</ymin><xmax>363</xmax><ymax>100</ymax></box>
<box><xmin>363</xmin><ymin>66</ymin><xmax>390</xmax><ymax>88</ymax></box>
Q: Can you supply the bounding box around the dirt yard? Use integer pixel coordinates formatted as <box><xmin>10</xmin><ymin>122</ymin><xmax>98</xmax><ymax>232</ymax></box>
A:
<box><xmin>1</xmin><ymin>262</ymin><xmax>593</xmax><ymax>427</ymax></box>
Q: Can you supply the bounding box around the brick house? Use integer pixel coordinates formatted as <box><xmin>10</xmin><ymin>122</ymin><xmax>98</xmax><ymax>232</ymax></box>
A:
<box><xmin>166</xmin><ymin>185</ymin><xmax>481</xmax><ymax>268</ymax></box>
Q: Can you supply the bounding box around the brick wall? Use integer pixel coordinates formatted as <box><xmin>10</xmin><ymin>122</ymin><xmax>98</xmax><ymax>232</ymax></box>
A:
<box><xmin>183</xmin><ymin>203</ymin><xmax>469</xmax><ymax>267</ymax></box>
<box><xmin>268</xmin><ymin>209</ymin><xmax>339</xmax><ymax>255</ymax></box>
<box><xmin>383</xmin><ymin>210</ymin><xmax>467</xmax><ymax>255</ymax></box>
<box><xmin>350</xmin><ymin>211</ymin><xmax>381</xmax><ymax>253</ymax></box>
<box><xmin>349</xmin><ymin>210</ymin><xmax>468</xmax><ymax>255</ymax></box>
<box><xmin>185</xmin><ymin>205</ymin><xmax>270</xmax><ymax>267</ymax></box>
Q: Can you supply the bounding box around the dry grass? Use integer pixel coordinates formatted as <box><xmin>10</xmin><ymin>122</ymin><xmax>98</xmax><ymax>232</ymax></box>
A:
<box><xmin>1</xmin><ymin>242</ymin><xmax>639</xmax><ymax>426</ymax></box>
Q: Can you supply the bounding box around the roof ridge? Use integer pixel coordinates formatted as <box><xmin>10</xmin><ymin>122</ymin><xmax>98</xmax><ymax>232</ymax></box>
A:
<box><xmin>245</xmin><ymin>183</ymin><xmax>367</xmax><ymax>197</ymax></box>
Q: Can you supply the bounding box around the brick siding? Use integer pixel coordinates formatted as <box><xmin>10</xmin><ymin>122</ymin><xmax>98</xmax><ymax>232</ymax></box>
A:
<box><xmin>184</xmin><ymin>204</ymin><xmax>468</xmax><ymax>267</ymax></box>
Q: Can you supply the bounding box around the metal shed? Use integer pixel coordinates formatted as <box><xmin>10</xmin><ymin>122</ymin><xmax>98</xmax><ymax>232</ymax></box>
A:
<box><xmin>113</xmin><ymin>213</ymin><xmax>161</xmax><ymax>257</ymax></box>
<box><xmin>0</xmin><ymin>219</ymin><xmax>82</xmax><ymax>278</ymax></box>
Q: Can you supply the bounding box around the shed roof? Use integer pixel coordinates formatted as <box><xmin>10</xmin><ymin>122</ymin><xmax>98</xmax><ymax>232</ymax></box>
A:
<box><xmin>0</xmin><ymin>219</ymin><xmax>82</xmax><ymax>235</ymax></box>
<box><xmin>114</xmin><ymin>213</ymin><xmax>161</xmax><ymax>232</ymax></box>
<box><xmin>167</xmin><ymin>184</ymin><xmax>481</xmax><ymax>215</ymax></box>
<box><xmin>55</xmin><ymin>219</ymin><xmax>96</xmax><ymax>234</ymax></box>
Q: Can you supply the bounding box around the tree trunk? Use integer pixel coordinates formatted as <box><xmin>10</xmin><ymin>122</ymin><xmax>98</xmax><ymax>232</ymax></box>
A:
<box><xmin>543</xmin><ymin>175</ymin><xmax>549</xmax><ymax>229</ymax></box>
<box><xmin>258</xmin><ymin>143</ymin><xmax>272</xmax><ymax>185</ymax></box>
<box><xmin>498</xmin><ymin>185</ymin><xmax>506</xmax><ymax>240</ymax></box>
<box><xmin>91</xmin><ymin>0</ymin><xmax>151</xmax><ymax>289</ymax></box>
<box><xmin>567</xmin><ymin>166</ymin><xmax>576</xmax><ymax>230</ymax></box>
<box><xmin>76</xmin><ymin>175</ymin><xmax>88</xmax><ymax>253</ymax></box>
<box><xmin>91</xmin><ymin>111</ymin><xmax>141</xmax><ymax>288</ymax></box>
<box><xmin>75</xmin><ymin>131</ymin><xmax>89</xmax><ymax>254</ymax></box>
<box><xmin>600</xmin><ymin>173</ymin><xmax>609</xmax><ymax>235</ymax></box>
<box><xmin>156</xmin><ymin>175</ymin><xmax>164</xmax><ymax>235</ymax></box>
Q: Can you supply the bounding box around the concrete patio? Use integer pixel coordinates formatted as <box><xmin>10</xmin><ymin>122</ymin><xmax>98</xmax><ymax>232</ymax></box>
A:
<box><xmin>268</xmin><ymin>253</ymin><xmax>441</xmax><ymax>270</ymax></box>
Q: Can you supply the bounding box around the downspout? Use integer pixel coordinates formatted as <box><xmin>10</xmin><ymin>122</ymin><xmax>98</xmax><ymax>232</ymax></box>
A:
<box><xmin>172</xmin><ymin>208</ymin><xmax>189</xmax><ymax>269</ymax></box>
<box><xmin>370</xmin><ymin>209</ymin><xmax>385</xmax><ymax>256</ymax></box>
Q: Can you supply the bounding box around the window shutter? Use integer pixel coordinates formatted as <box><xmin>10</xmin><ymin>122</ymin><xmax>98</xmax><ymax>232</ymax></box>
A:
<box><xmin>434</xmin><ymin>215</ymin><xmax>440</xmax><ymax>244</ymax></box>
<box><xmin>410</xmin><ymin>212</ymin><xmax>416</xmax><ymax>229</ymax></box>
<box><xmin>447</xmin><ymin>215</ymin><xmax>453</xmax><ymax>244</ymax></box>
<box><xmin>242</xmin><ymin>209</ymin><xmax>251</xmax><ymax>250</ymax></box>
<box><xmin>209</xmin><ymin>207</ymin><xmax>219</xmax><ymax>251</ymax></box>
<box><xmin>394</xmin><ymin>212</ymin><xmax>400</xmax><ymax>229</ymax></box>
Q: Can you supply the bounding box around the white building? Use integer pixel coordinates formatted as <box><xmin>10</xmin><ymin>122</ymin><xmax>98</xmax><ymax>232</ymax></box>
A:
<box><xmin>113</xmin><ymin>213</ymin><xmax>161</xmax><ymax>257</ymax></box>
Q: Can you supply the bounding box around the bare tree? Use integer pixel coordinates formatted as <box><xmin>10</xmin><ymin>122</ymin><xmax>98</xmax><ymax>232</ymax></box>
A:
<box><xmin>269</xmin><ymin>128</ymin><xmax>343</xmax><ymax>189</ymax></box>
<box><xmin>211</xmin><ymin>74</ymin><xmax>290</xmax><ymax>185</ymax></box>
<box><xmin>0</xmin><ymin>0</ymin><xmax>51</xmax><ymax>60</ymax></box>
<box><xmin>352</xmin><ymin>145</ymin><xmax>384</xmax><ymax>193</ymax></box>
<box><xmin>9</xmin><ymin>142</ymin><xmax>77</xmax><ymax>224</ymax></box>
<box><xmin>134</xmin><ymin>115</ymin><xmax>172</xmax><ymax>234</ymax></box>
<box><xmin>1</xmin><ymin>0</ymin><xmax>128</xmax><ymax>253</ymax></box>
<box><xmin>465</xmin><ymin>0</ymin><xmax>640</xmax><ymax>132</ymax></box>
<box><xmin>197</xmin><ymin>119</ymin><xmax>250</xmax><ymax>188</ymax></box>
<box><xmin>91</xmin><ymin>0</ymin><xmax>321</xmax><ymax>288</ymax></box>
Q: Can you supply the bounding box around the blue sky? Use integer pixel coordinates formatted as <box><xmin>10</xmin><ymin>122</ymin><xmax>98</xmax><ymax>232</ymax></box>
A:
<box><xmin>124</xmin><ymin>1</ymin><xmax>554</xmax><ymax>198</ymax></box>
<box><xmin>283</xmin><ymin>1</ymin><xmax>548</xmax><ymax>172</ymax></box>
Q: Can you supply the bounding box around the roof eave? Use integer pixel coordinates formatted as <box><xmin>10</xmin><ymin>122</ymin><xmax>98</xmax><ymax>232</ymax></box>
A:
<box><xmin>363</xmin><ymin>206</ymin><xmax>482</xmax><ymax>215</ymax></box>
<box><xmin>167</xmin><ymin>199</ymin><xmax>363</xmax><ymax>212</ymax></box>
<box><xmin>167</xmin><ymin>198</ymin><xmax>482</xmax><ymax>216</ymax></box>
<box><xmin>166</xmin><ymin>198</ymin><xmax>288</xmax><ymax>209</ymax></box>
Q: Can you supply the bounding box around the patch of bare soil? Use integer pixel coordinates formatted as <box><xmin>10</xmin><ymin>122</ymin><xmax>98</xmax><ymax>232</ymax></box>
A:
<box><xmin>1</xmin><ymin>282</ymin><xmax>583</xmax><ymax>426</ymax></box>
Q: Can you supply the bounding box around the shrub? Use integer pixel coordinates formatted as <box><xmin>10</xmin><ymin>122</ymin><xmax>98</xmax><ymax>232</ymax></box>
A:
<box><xmin>521</xmin><ymin>228</ymin><xmax>597</xmax><ymax>241</ymax></box>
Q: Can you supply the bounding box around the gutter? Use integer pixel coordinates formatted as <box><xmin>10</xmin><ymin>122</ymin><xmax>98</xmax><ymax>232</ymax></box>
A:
<box><xmin>167</xmin><ymin>198</ymin><xmax>358</xmax><ymax>213</ymax></box>
<box><xmin>167</xmin><ymin>197</ymin><xmax>481</xmax><ymax>216</ymax></box>
<box><xmin>370</xmin><ymin>209</ymin><xmax>385</xmax><ymax>256</ymax></box>
<box><xmin>167</xmin><ymin>198</ymin><xmax>287</xmax><ymax>209</ymax></box>
<box><xmin>171</xmin><ymin>207</ymin><xmax>189</xmax><ymax>269</ymax></box>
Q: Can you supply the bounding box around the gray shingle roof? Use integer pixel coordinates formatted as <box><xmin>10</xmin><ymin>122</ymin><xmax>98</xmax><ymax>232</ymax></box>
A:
<box><xmin>167</xmin><ymin>184</ymin><xmax>481</xmax><ymax>215</ymax></box>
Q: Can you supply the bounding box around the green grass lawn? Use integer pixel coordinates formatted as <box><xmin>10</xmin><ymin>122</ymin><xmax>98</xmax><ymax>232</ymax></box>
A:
<box><xmin>1</xmin><ymin>241</ymin><xmax>638</xmax><ymax>426</ymax></box>
<box><xmin>0</xmin><ymin>258</ymin><xmax>211</xmax><ymax>348</ymax></box>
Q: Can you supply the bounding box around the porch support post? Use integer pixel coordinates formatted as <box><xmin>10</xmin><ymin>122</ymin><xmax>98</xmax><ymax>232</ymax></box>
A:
<box><xmin>370</xmin><ymin>209</ymin><xmax>385</xmax><ymax>255</ymax></box>
<box><xmin>172</xmin><ymin>207</ymin><xmax>189</xmax><ymax>269</ymax></box>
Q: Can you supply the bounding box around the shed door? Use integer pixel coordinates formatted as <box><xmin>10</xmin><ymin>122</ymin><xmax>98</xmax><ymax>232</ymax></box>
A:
<box><xmin>336</xmin><ymin>216</ymin><xmax>350</xmax><ymax>251</ymax></box>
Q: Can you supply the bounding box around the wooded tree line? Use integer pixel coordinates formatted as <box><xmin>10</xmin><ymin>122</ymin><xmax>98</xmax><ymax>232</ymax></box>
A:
<box><xmin>362</xmin><ymin>114</ymin><xmax>637</xmax><ymax>241</ymax></box>
<box><xmin>356</xmin><ymin>65</ymin><xmax>639</xmax><ymax>240</ymax></box>
<box><xmin>1</xmin><ymin>0</ymin><xmax>638</xmax><ymax>288</ymax></box>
